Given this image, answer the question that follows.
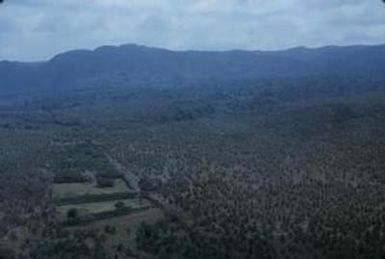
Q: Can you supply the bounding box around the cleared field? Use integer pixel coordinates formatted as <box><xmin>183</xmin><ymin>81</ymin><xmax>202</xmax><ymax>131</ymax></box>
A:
<box><xmin>53</xmin><ymin>179</ymin><xmax>130</xmax><ymax>200</ymax></box>
<box><xmin>56</xmin><ymin>198</ymin><xmax>152</xmax><ymax>221</ymax></box>
<box><xmin>71</xmin><ymin>207</ymin><xmax>164</xmax><ymax>256</ymax></box>
<box><xmin>84</xmin><ymin>207</ymin><xmax>163</xmax><ymax>232</ymax></box>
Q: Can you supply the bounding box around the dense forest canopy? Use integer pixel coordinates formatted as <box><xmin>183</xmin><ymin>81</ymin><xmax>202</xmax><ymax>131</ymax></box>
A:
<box><xmin>0</xmin><ymin>43</ymin><xmax>384</xmax><ymax>258</ymax></box>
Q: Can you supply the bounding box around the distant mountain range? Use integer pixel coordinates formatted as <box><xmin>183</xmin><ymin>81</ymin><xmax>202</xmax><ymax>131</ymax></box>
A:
<box><xmin>1</xmin><ymin>44</ymin><xmax>385</xmax><ymax>93</ymax></box>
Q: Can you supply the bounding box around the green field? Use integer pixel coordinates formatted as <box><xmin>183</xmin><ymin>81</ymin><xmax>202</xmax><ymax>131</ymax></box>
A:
<box><xmin>56</xmin><ymin>198</ymin><xmax>151</xmax><ymax>221</ymax></box>
<box><xmin>71</xmin><ymin>208</ymin><xmax>164</xmax><ymax>255</ymax></box>
<box><xmin>52</xmin><ymin>179</ymin><xmax>130</xmax><ymax>200</ymax></box>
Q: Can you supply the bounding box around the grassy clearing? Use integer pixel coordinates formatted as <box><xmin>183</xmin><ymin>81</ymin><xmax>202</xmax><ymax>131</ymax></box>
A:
<box><xmin>71</xmin><ymin>208</ymin><xmax>164</xmax><ymax>255</ymax></box>
<box><xmin>52</xmin><ymin>179</ymin><xmax>130</xmax><ymax>200</ymax></box>
<box><xmin>56</xmin><ymin>198</ymin><xmax>151</xmax><ymax>221</ymax></box>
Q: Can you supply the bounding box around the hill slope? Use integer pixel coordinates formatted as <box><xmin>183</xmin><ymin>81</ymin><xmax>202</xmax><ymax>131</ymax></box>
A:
<box><xmin>1</xmin><ymin>44</ymin><xmax>385</xmax><ymax>93</ymax></box>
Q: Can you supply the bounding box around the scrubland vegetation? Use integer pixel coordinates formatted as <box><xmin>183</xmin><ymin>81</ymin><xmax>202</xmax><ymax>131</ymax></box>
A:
<box><xmin>1</xmin><ymin>45</ymin><xmax>385</xmax><ymax>258</ymax></box>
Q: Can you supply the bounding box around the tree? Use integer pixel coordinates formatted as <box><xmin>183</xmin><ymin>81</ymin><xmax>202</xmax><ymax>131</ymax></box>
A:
<box><xmin>96</xmin><ymin>176</ymin><xmax>114</xmax><ymax>188</ymax></box>
<box><xmin>115</xmin><ymin>201</ymin><xmax>125</xmax><ymax>209</ymax></box>
<box><xmin>104</xmin><ymin>225</ymin><xmax>116</xmax><ymax>235</ymax></box>
<box><xmin>67</xmin><ymin>208</ymin><xmax>77</xmax><ymax>219</ymax></box>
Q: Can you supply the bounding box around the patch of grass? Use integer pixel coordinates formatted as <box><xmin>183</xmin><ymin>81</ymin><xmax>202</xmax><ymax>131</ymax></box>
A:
<box><xmin>71</xmin><ymin>208</ymin><xmax>165</xmax><ymax>255</ymax></box>
<box><xmin>55</xmin><ymin>192</ymin><xmax>136</xmax><ymax>206</ymax></box>
<box><xmin>52</xmin><ymin>179</ymin><xmax>130</xmax><ymax>200</ymax></box>
<box><xmin>56</xmin><ymin>198</ymin><xmax>151</xmax><ymax>221</ymax></box>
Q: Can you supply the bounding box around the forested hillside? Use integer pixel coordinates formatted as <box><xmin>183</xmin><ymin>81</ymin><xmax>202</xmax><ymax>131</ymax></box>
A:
<box><xmin>1</xmin><ymin>44</ymin><xmax>385</xmax><ymax>93</ymax></box>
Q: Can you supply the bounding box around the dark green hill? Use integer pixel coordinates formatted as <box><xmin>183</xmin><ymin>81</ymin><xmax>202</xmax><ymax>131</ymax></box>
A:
<box><xmin>1</xmin><ymin>44</ymin><xmax>385</xmax><ymax>94</ymax></box>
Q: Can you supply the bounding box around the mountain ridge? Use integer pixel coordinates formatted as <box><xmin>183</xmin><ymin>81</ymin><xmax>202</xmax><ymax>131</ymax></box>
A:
<box><xmin>1</xmin><ymin>43</ymin><xmax>385</xmax><ymax>94</ymax></box>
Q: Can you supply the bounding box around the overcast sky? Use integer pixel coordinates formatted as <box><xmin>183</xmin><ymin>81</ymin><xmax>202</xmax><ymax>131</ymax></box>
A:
<box><xmin>0</xmin><ymin>0</ymin><xmax>385</xmax><ymax>61</ymax></box>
